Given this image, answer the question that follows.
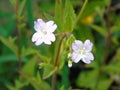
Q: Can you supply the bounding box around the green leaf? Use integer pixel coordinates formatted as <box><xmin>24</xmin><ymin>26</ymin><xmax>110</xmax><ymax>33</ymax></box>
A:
<box><xmin>0</xmin><ymin>54</ymin><xmax>17</xmax><ymax>63</ymax></box>
<box><xmin>0</xmin><ymin>36</ymin><xmax>18</xmax><ymax>55</ymax></box>
<box><xmin>59</xmin><ymin>85</ymin><xmax>65</xmax><ymax>90</ymax></box>
<box><xmin>80</xmin><ymin>0</ymin><xmax>109</xmax><ymax>19</ymax></box>
<box><xmin>39</xmin><ymin>63</ymin><xmax>57</xmax><ymax>79</ymax></box>
<box><xmin>55</xmin><ymin>0</ymin><xmax>63</xmax><ymax>32</ymax></box>
<box><xmin>97</xmin><ymin>78</ymin><xmax>112</xmax><ymax>90</ymax></box>
<box><xmin>18</xmin><ymin>0</ymin><xmax>26</xmax><ymax>16</ymax></box>
<box><xmin>76</xmin><ymin>70</ymin><xmax>98</xmax><ymax>89</ymax></box>
<box><xmin>63</xmin><ymin>0</ymin><xmax>76</xmax><ymax>32</ymax></box>
<box><xmin>111</xmin><ymin>25</ymin><xmax>120</xmax><ymax>33</ymax></box>
<box><xmin>67</xmin><ymin>34</ymin><xmax>76</xmax><ymax>46</ymax></box>
<box><xmin>22</xmin><ymin>72</ymin><xmax>51</xmax><ymax>90</ymax></box>
<box><xmin>102</xmin><ymin>61</ymin><xmax>120</xmax><ymax>75</ymax></box>
<box><xmin>22</xmin><ymin>57</ymin><xmax>37</xmax><ymax>76</ymax></box>
<box><xmin>6</xmin><ymin>85</ymin><xmax>17</xmax><ymax>90</ymax></box>
<box><xmin>73</xmin><ymin>23</ymin><xmax>94</xmax><ymax>42</ymax></box>
<box><xmin>90</xmin><ymin>24</ymin><xmax>107</xmax><ymax>37</ymax></box>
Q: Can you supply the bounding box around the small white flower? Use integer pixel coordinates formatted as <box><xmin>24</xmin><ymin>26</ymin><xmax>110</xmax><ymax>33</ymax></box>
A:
<box><xmin>32</xmin><ymin>19</ymin><xmax>57</xmax><ymax>46</ymax></box>
<box><xmin>70</xmin><ymin>40</ymin><xmax>94</xmax><ymax>64</ymax></box>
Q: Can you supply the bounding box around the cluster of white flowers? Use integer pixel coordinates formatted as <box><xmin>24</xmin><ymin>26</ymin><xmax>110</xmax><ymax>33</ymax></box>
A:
<box><xmin>32</xmin><ymin>19</ymin><xmax>94</xmax><ymax>67</ymax></box>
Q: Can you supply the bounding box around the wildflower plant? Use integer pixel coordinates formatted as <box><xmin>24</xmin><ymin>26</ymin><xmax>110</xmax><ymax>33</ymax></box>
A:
<box><xmin>1</xmin><ymin>0</ymin><xmax>120</xmax><ymax>90</ymax></box>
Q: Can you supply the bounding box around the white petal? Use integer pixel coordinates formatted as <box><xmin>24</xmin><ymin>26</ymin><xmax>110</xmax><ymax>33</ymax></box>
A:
<box><xmin>87</xmin><ymin>52</ymin><xmax>94</xmax><ymax>60</ymax></box>
<box><xmin>82</xmin><ymin>52</ymin><xmax>94</xmax><ymax>64</ymax></box>
<box><xmin>72</xmin><ymin>40</ymin><xmax>83</xmax><ymax>51</ymax></box>
<box><xmin>46</xmin><ymin>21</ymin><xmax>54</xmax><ymax>28</ymax></box>
<box><xmin>82</xmin><ymin>58</ymin><xmax>91</xmax><ymax>64</ymax></box>
<box><xmin>84</xmin><ymin>39</ymin><xmax>93</xmax><ymax>52</ymax></box>
<box><xmin>71</xmin><ymin>52</ymin><xmax>81</xmax><ymax>63</ymax></box>
<box><xmin>34</xmin><ymin>19</ymin><xmax>46</xmax><ymax>31</ymax></box>
<box><xmin>48</xmin><ymin>24</ymin><xmax>57</xmax><ymax>33</ymax></box>
<box><xmin>35</xmin><ymin>38</ymin><xmax>43</xmax><ymax>46</ymax></box>
<box><xmin>43</xmin><ymin>36</ymin><xmax>51</xmax><ymax>45</ymax></box>
<box><xmin>32</xmin><ymin>32</ymin><xmax>40</xmax><ymax>42</ymax></box>
<box><xmin>49</xmin><ymin>33</ymin><xmax>55</xmax><ymax>42</ymax></box>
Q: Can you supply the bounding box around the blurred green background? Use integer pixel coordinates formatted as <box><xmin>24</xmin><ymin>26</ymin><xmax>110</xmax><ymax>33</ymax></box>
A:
<box><xmin>0</xmin><ymin>0</ymin><xmax>120</xmax><ymax>90</ymax></box>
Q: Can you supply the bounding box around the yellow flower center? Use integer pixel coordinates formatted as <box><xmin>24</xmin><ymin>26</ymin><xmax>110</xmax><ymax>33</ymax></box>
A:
<box><xmin>79</xmin><ymin>47</ymin><xmax>85</xmax><ymax>54</ymax></box>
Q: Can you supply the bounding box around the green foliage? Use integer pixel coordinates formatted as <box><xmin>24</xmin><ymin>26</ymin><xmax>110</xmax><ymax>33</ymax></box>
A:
<box><xmin>76</xmin><ymin>70</ymin><xmax>98</xmax><ymax>89</ymax></box>
<box><xmin>63</xmin><ymin>0</ymin><xmax>76</xmax><ymax>32</ymax></box>
<box><xmin>39</xmin><ymin>63</ymin><xmax>57</xmax><ymax>79</ymax></box>
<box><xmin>1</xmin><ymin>0</ymin><xmax>120</xmax><ymax>90</ymax></box>
<box><xmin>90</xmin><ymin>24</ymin><xmax>107</xmax><ymax>37</ymax></box>
<box><xmin>80</xmin><ymin>0</ymin><xmax>110</xmax><ymax>19</ymax></box>
<box><xmin>55</xmin><ymin>0</ymin><xmax>76</xmax><ymax>32</ymax></box>
<box><xmin>0</xmin><ymin>36</ymin><xmax>18</xmax><ymax>55</ymax></box>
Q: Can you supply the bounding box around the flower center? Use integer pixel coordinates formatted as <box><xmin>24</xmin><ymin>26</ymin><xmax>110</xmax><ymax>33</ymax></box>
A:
<box><xmin>79</xmin><ymin>47</ymin><xmax>85</xmax><ymax>54</ymax></box>
<box><xmin>42</xmin><ymin>30</ymin><xmax>47</xmax><ymax>35</ymax></box>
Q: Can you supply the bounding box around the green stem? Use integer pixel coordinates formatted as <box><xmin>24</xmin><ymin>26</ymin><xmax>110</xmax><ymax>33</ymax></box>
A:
<box><xmin>74</xmin><ymin>0</ymin><xmax>88</xmax><ymax>26</ymax></box>
<box><xmin>15</xmin><ymin>0</ymin><xmax>22</xmax><ymax>77</ymax></box>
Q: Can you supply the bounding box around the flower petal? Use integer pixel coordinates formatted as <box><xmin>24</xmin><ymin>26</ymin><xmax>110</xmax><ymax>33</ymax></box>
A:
<box><xmin>71</xmin><ymin>52</ymin><xmax>81</xmax><ymax>63</ymax></box>
<box><xmin>82</xmin><ymin>58</ymin><xmax>91</xmax><ymax>64</ymax></box>
<box><xmin>72</xmin><ymin>40</ymin><xmax>83</xmax><ymax>51</ymax></box>
<box><xmin>34</xmin><ymin>19</ymin><xmax>46</xmax><ymax>31</ymax></box>
<box><xmin>49</xmin><ymin>33</ymin><xmax>55</xmax><ymax>42</ymax></box>
<box><xmin>48</xmin><ymin>24</ymin><xmax>57</xmax><ymax>33</ymax></box>
<box><xmin>84</xmin><ymin>39</ymin><xmax>93</xmax><ymax>52</ymax></box>
<box><xmin>43</xmin><ymin>36</ymin><xmax>51</xmax><ymax>45</ymax></box>
<box><xmin>82</xmin><ymin>52</ymin><xmax>94</xmax><ymax>64</ymax></box>
<box><xmin>32</xmin><ymin>32</ymin><xmax>40</xmax><ymax>42</ymax></box>
<box><xmin>46</xmin><ymin>21</ymin><xmax>54</xmax><ymax>28</ymax></box>
<box><xmin>35</xmin><ymin>37</ymin><xmax>43</xmax><ymax>46</ymax></box>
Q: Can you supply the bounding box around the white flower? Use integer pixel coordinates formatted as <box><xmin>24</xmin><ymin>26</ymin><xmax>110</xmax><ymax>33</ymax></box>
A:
<box><xmin>32</xmin><ymin>19</ymin><xmax>57</xmax><ymax>46</ymax></box>
<box><xmin>70</xmin><ymin>40</ymin><xmax>94</xmax><ymax>64</ymax></box>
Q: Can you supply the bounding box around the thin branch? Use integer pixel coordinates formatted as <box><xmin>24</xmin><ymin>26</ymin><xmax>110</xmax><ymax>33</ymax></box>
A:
<box><xmin>52</xmin><ymin>33</ymin><xmax>66</xmax><ymax>90</ymax></box>
<box><xmin>15</xmin><ymin>0</ymin><xmax>22</xmax><ymax>76</ymax></box>
<box><xmin>74</xmin><ymin>0</ymin><xmax>88</xmax><ymax>26</ymax></box>
<box><xmin>95</xmin><ymin>4</ymin><xmax>112</xmax><ymax>89</ymax></box>
<box><xmin>102</xmin><ymin>4</ymin><xmax>112</xmax><ymax>65</ymax></box>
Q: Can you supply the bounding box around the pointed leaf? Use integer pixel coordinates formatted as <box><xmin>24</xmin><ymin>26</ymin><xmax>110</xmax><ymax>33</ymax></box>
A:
<box><xmin>0</xmin><ymin>36</ymin><xmax>18</xmax><ymax>55</ymax></box>
<box><xmin>39</xmin><ymin>63</ymin><xmax>57</xmax><ymax>79</ymax></box>
<box><xmin>63</xmin><ymin>0</ymin><xmax>76</xmax><ymax>32</ymax></box>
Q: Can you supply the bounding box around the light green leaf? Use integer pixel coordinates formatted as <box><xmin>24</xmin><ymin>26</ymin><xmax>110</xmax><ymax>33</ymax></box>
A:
<box><xmin>111</xmin><ymin>25</ymin><xmax>120</xmax><ymax>33</ymax></box>
<box><xmin>6</xmin><ymin>85</ymin><xmax>17</xmax><ymax>90</ymax></box>
<box><xmin>102</xmin><ymin>61</ymin><xmax>120</xmax><ymax>75</ymax></box>
<box><xmin>21</xmin><ymin>48</ymin><xmax>50</xmax><ymax>63</ymax></box>
<box><xmin>22</xmin><ymin>57</ymin><xmax>37</xmax><ymax>76</ymax></box>
<box><xmin>63</xmin><ymin>0</ymin><xmax>76</xmax><ymax>32</ymax></box>
<box><xmin>55</xmin><ymin>0</ymin><xmax>63</xmax><ymax>32</ymax></box>
<box><xmin>59</xmin><ymin>85</ymin><xmax>65</xmax><ymax>90</ymax></box>
<box><xmin>22</xmin><ymin>72</ymin><xmax>51</xmax><ymax>90</ymax></box>
<box><xmin>67</xmin><ymin>34</ymin><xmax>76</xmax><ymax>46</ymax></box>
<box><xmin>97</xmin><ymin>78</ymin><xmax>112</xmax><ymax>90</ymax></box>
<box><xmin>18</xmin><ymin>0</ymin><xmax>26</xmax><ymax>16</ymax></box>
<box><xmin>39</xmin><ymin>63</ymin><xmax>57</xmax><ymax>79</ymax></box>
<box><xmin>0</xmin><ymin>36</ymin><xmax>18</xmax><ymax>55</ymax></box>
<box><xmin>90</xmin><ymin>24</ymin><xmax>107</xmax><ymax>37</ymax></box>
